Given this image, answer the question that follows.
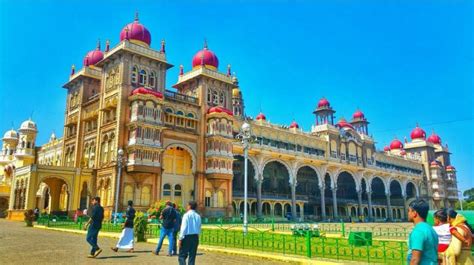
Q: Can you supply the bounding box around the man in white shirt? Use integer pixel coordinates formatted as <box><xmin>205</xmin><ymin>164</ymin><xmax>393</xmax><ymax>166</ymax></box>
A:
<box><xmin>178</xmin><ymin>201</ymin><xmax>202</xmax><ymax>265</ymax></box>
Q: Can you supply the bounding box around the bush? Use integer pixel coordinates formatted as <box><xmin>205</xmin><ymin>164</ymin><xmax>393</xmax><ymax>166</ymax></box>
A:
<box><xmin>134</xmin><ymin>211</ymin><xmax>147</xmax><ymax>242</ymax></box>
<box><xmin>146</xmin><ymin>201</ymin><xmax>185</xmax><ymax>221</ymax></box>
<box><xmin>24</xmin><ymin>209</ymin><xmax>35</xmax><ymax>227</ymax></box>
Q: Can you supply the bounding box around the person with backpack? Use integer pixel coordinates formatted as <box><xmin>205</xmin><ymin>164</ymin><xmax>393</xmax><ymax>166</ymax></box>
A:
<box><xmin>153</xmin><ymin>201</ymin><xmax>176</xmax><ymax>256</ymax></box>
<box><xmin>445</xmin><ymin>209</ymin><xmax>473</xmax><ymax>265</ymax></box>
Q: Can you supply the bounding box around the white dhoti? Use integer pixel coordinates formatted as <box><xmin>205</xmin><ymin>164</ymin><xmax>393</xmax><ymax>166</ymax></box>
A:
<box><xmin>116</xmin><ymin>228</ymin><xmax>134</xmax><ymax>249</ymax></box>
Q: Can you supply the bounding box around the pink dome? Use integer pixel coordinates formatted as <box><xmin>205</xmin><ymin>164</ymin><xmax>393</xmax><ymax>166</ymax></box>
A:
<box><xmin>430</xmin><ymin>161</ymin><xmax>439</xmax><ymax>167</ymax></box>
<box><xmin>83</xmin><ymin>44</ymin><xmax>104</xmax><ymax>66</ymax></box>
<box><xmin>317</xmin><ymin>98</ymin><xmax>330</xmax><ymax>108</ymax></box>
<box><xmin>131</xmin><ymin>87</ymin><xmax>163</xmax><ymax>98</ymax></box>
<box><xmin>207</xmin><ymin>106</ymin><xmax>233</xmax><ymax>116</ymax></box>
<box><xmin>256</xmin><ymin>112</ymin><xmax>266</xmax><ymax>121</ymax></box>
<box><xmin>446</xmin><ymin>165</ymin><xmax>456</xmax><ymax>171</ymax></box>
<box><xmin>353</xmin><ymin>110</ymin><xmax>365</xmax><ymax>120</ymax></box>
<box><xmin>410</xmin><ymin>125</ymin><xmax>426</xmax><ymax>140</ymax></box>
<box><xmin>336</xmin><ymin>118</ymin><xmax>354</xmax><ymax>130</ymax></box>
<box><xmin>390</xmin><ymin>139</ymin><xmax>403</xmax><ymax>150</ymax></box>
<box><xmin>383</xmin><ymin>146</ymin><xmax>390</xmax><ymax>151</ymax></box>
<box><xmin>427</xmin><ymin>132</ymin><xmax>441</xmax><ymax>145</ymax></box>
<box><xmin>192</xmin><ymin>43</ymin><xmax>219</xmax><ymax>69</ymax></box>
<box><xmin>289</xmin><ymin>121</ymin><xmax>299</xmax><ymax>129</ymax></box>
<box><xmin>120</xmin><ymin>14</ymin><xmax>151</xmax><ymax>46</ymax></box>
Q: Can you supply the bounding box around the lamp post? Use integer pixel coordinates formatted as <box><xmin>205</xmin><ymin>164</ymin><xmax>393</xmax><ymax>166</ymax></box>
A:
<box><xmin>114</xmin><ymin>148</ymin><xmax>125</xmax><ymax>225</ymax></box>
<box><xmin>237</xmin><ymin>121</ymin><xmax>252</xmax><ymax>235</ymax></box>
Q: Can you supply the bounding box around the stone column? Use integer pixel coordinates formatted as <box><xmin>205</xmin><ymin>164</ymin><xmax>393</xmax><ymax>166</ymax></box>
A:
<box><xmin>256</xmin><ymin>176</ymin><xmax>263</xmax><ymax>220</ymax></box>
<box><xmin>332</xmin><ymin>187</ymin><xmax>338</xmax><ymax>220</ymax></box>
<box><xmin>290</xmin><ymin>182</ymin><xmax>297</xmax><ymax>221</ymax></box>
<box><xmin>386</xmin><ymin>192</ymin><xmax>392</xmax><ymax>221</ymax></box>
<box><xmin>320</xmin><ymin>185</ymin><xmax>326</xmax><ymax>221</ymax></box>
<box><xmin>300</xmin><ymin>203</ymin><xmax>305</xmax><ymax>219</ymax></box>
<box><xmin>357</xmin><ymin>190</ymin><xmax>363</xmax><ymax>218</ymax></box>
<box><xmin>403</xmin><ymin>195</ymin><xmax>408</xmax><ymax>221</ymax></box>
<box><xmin>367</xmin><ymin>191</ymin><xmax>373</xmax><ymax>221</ymax></box>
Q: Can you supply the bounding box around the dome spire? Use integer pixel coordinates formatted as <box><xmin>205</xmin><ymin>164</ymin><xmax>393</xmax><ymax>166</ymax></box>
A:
<box><xmin>96</xmin><ymin>39</ymin><xmax>101</xmax><ymax>50</ymax></box>
<box><xmin>179</xmin><ymin>65</ymin><xmax>184</xmax><ymax>76</ymax></box>
<box><xmin>227</xmin><ymin>64</ymin><xmax>231</xmax><ymax>76</ymax></box>
<box><xmin>135</xmin><ymin>11</ymin><xmax>139</xmax><ymax>21</ymax></box>
<box><xmin>161</xmin><ymin>39</ymin><xmax>166</xmax><ymax>53</ymax></box>
<box><xmin>70</xmin><ymin>64</ymin><xmax>75</xmax><ymax>76</ymax></box>
<box><xmin>105</xmin><ymin>40</ymin><xmax>110</xmax><ymax>52</ymax></box>
<box><xmin>203</xmin><ymin>38</ymin><xmax>208</xmax><ymax>49</ymax></box>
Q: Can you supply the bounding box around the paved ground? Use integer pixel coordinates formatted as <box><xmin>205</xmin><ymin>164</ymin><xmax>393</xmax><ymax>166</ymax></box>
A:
<box><xmin>0</xmin><ymin>219</ymin><xmax>290</xmax><ymax>265</ymax></box>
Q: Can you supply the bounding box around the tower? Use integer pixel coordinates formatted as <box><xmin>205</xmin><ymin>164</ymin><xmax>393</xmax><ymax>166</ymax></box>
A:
<box><xmin>313</xmin><ymin>97</ymin><xmax>335</xmax><ymax>126</ymax></box>
<box><xmin>173</xmin><ymin>41</ymin><xmax>235</xmax><ymax>216</ymax></box>
<box><xmin>15</xmin><ymin>119</ymin><xmax>38</xmax><ymax>167</ymax></box>
<box><xmin>350</xmin><ymin>109</ymin><xmax>369</xmax><ymax>135</ymax></box>
<box><xmin>231</xmin><ymin>76</ymin><xmax>244</xmax><ymax>118</ymax></box>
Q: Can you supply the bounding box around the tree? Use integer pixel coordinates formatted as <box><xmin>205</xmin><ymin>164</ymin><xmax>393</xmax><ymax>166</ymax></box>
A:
<box><xmin>463</xmin><ymin>188</ymin><xmax>474</xmax><ymax>203</ymax></box>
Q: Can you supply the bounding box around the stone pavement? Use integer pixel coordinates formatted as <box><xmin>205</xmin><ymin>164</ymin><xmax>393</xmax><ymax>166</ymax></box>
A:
<box><xmin>0</xmin><ymin>219</ymin><xmax>291</xmax><ymax>265</ymax></box>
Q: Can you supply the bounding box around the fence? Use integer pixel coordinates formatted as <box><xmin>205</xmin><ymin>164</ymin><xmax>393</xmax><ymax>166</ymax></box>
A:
<box><xmin>36</xmin><ymin>216</ymin><xmax>408</xmax><ymax>264</ymax></box>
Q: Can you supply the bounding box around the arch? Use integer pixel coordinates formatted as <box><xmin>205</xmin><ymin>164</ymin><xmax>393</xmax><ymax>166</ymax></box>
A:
<box><xmin>262</xmin><ymin>160</ymin><xmax>290</xmax><ymax>197</ymax></box>
<box><xmin>406</xmin><ymin>182</ymin><xmax>418</xmax><ymax>198</ymax></box>
<box><xmin>296</xmin><ymin>165</ymin><xmax>320</xmax><ymax>216</ymax></box>
<box><xmin>261</xmin><ymin>159</ymin><xmax>292</xmax><ymax>178</ymax></box>
<box><xmin>274</xmin><ymin>203</ymin><xmax>283</xmax><ymax>217</ymax></box>
<box><xmin>389</xmin><ymin>179</ymin><xmax>404</xmax><ymax>207</ymax></box>
<box><xmin>262</xmin><ymin>202</ymin><xmax>271</xmax><ymax>216</ymax></box>
<box><xmin>163</xmin><ymin>143</ymin><xmax>197</xmax><ymax>173</ymax></box>
<box><xmin>232</xmin><ymin>155</ymin><xmax>256</xmax><ymax>194</ymax></box>
<box><xmin>336</xmin><ymin>171</ymin><xmax>358</xmax><ymax>201</ymax></box>
<box><xmin>370</xmin><ymin>176</ymin><xmax>387</xmax><ymax>206</ymax></box>
<box><xmin>381</xmin><ymin>208</ymin><xmax>386</xmax><ymax>218</ymax></box>
<box><xmin>79</xmin><ymin>181</ymin><xmax>88</xmax><ymax>210</ymax></box>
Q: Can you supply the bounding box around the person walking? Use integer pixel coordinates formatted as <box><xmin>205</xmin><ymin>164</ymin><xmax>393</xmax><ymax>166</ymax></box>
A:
<box><xmin>178</xmin><ymin>201</ymin><xmax>202</xmax><ymax>265</ymax></box>
<box><xmin>172</xmin><ymin>203</ymin><xmax>182</xmax><ymax>256</ymax></box>
<box><xmin>406</xmin><ymin>199</ymin><xmax>438</xmax><ymax>265</ymax></box>
<box><xmin>153</xmin><ymin>201</ymin><xmax>176</xmax><ymax>256</ymax></box>
<box><xmin>433</xmin><ymin>209</ymin><xmax>451</xmax><ymax>264</ymax></box>
<box><xmin>84</xmin><ymin>196</ymin><xmax>104</xmax><ymax>258</ymax></box>
<box><xmin>111</xmin><ymin>200</ymin><xmax>136</xmax><ymax>253</ymax></box>
<box><xmin>445</xmin><ymin>209</ymin><xmax>473</xmax><ymax>265</ymax></box>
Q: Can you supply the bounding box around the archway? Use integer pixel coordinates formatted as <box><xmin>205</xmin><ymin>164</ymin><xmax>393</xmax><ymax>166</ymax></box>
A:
<box><xmin>162</xmin><ymin>146</ymin><xmax>194</xmax><ymax>207</ymax></box>
<box><xmin>262</xmin><ymin>202</ymin><xmax>271</xmax><ymax>216</ymax></box>
<box><xmin>371</xmin><ymin>177</ymin><xmax>387</xmax><ymax>219</ymax></box>
<box><xmin>262</xmin><ymin>161</ymin><xmax>290</xmax><ymax>197</ymax></box>
<box><xmin>406</xmin><ymin>182</ymin><xmax>417</xmax><ymax>199</ymax></box>
<box><xmin>389</xmin><ymin>180</ymin><xmax>403</xmax><ymax>219</ymax></box>
<box><xmin>79</xmin><ymin>182</ymin><xmax>88</xmax><ymax>210</ymax></box>
<box><xmin>38</xmin><ymin>177</ymin><xmax>69</xmax><ymax>215</ymax></box>
<box><xmin>336</xmin><ymin>171</ymin><xmax>357</xmax><ymax>218</ymax></box>
<box><xmin>274</xmin><ymin>203</ymin><xmax>283</xmax><ymax>217</ymax></box>
<box><xmin>295</xmin><ymin>166</ymin><xmax>319</xmax><ymax>216</ymax></box>
<box><xmin>232</xmin><ymin>155</ymin><xmax>256</xmax><ymax>196</ymax></box>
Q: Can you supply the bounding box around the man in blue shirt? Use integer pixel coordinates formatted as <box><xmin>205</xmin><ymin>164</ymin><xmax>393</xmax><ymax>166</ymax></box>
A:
<box><xmin>407</xmin><ymin>199</ymin><xmax>438</xmax><ymax>265</ymax></box>
<box><xmin>154</xmin><ymin>201</ymin><xmax>176</xmax><ymax>256</ymax></box>
<box><xmin>84</xmin><ymin>196</ymin><xmax>104</xmax><ymax>258</ymax></box>
<box><xmin>178</xmin><ymin>201</ymin><xmax>202</xmax><ymax>265</ymax></box>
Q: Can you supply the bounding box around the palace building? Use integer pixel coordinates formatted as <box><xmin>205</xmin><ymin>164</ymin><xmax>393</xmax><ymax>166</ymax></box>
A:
<box><xmin>0</xmin><ymin>14</ymin><xmax>459</xmax><ymax>221</ymax></box>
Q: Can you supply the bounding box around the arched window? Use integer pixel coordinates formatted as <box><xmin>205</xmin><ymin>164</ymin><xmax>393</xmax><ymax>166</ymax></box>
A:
<box><xmin>149</xmin><ymin>71</ymin><xmax>156</xmax><ymax>88</ymax></box>
<box><xmin>162</xmin><ymin>183</ymin><xmax>171</xmax><ymax>201</ymax></box>
<box><xmin>207</xmin><ymin>88</ymin><xmax>212</xmax><ymax>104</ymax></box>
<box><xmin>141</xmin><ymin>186</ymin><xmax>151</xmax><ymax>206</ymax></box>
<box><xmin>219</xmin><ymin>91</ymin><xmax>225</xmax><ymax>106</ymax></box>
<box><xmin>123</xmin><ymin>184</ymin><xmax>134</xmax><ymax>205</ymax></box>
<box><xmin>131</xmin><ymin>66</ymin><xmax>138</xmax><ymax>84</ymax></box>
<box><xmin>174</xmin><ymin>184</ymin><xmax>182</xmax><ymax>206</ymax></box>
<box><xmin>139</xmin><ymin>69</ymin><xmax>147</xmax><ymax>85</ymax></box>
<box><xmin>205</xmin><ymin>190</ymin><xmax>212</xmax><ymax>207</ymax></box>
<box><xmin>212</xmin><ymin>90</ymin><xmax>219</xmax><ymax>105</ymax></box>
<box><xmin>176</xmin><ymin>111</ymin><xmax>185</xmax><ymax>127</ymax></box>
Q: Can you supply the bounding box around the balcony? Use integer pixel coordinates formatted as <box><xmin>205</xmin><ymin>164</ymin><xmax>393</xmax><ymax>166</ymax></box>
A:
<box><xmin>164</xmin><ymin>90</ymin><xmax>198</xmax><ymax>105</ymax></box>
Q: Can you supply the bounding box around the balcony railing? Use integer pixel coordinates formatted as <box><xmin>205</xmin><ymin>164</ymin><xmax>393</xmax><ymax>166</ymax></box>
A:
<box><xmin>164</xmin><ymin>90</ymin><xmax>198</xmax><ymax>105</ymax></box>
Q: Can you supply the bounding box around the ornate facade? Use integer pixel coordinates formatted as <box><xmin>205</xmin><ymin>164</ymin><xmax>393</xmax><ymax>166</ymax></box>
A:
<box><xmin>0</xmin><ymin>14</ymin><xmax>458</xmax><ymax>221</ymax></box>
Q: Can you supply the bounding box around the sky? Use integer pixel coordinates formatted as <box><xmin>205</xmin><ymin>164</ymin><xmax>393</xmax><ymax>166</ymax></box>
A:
<box><xmin>0</xmin><ymin>1</ymin><xmax>472</xmax><ymax>192</ymax></box>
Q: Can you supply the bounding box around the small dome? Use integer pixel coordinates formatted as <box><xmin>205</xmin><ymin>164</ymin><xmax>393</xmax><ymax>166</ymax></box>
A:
<box><xmin>256</xmin><ymin>112</ymin><xmax>266</xmax><ymax>121</ymax></box>
<box><xmin>390</xmin><ymin>139</ymin><xmax>403</xmax><ymax>150</ymax></box>
<box><xmin>3</xmin><ymin>129</ymin><xmax>18</xmax><ymax>140</ymax></box>
<box><xmin>289</xmin><ymin>121</ymin><xmax>299</xmax><ymax>129</ymax></box>
<box><xmin>192</xmin><ymin>42</ymin><xmax>219</xmax><ymax>69</ymax></box>
<box><xmin>20</xmin><ymin>119</ymin><xmax>37</xmax><ymax>131</ymax></box>
<box><xmin>353</xmin><ymin>110</ymin><xmax>365</xmax><ymax>120</ymax></box>
<box><xmin>49</xmin><ymin>132</ymin><xmax>57</xmax><ymax>142</ymax></box>
<box><xmin>119</xmin><ymin>14</ymin><xmax>152</xmax><ymax>46</ymax></box>
<box><xmin>317</xmin><ymin>98</ymin><xmax>330</xmax><ymax>108</ymax></box>
<box><xmin>336</xmin><ymin>118</ymin><xmax>354</xmax><ymax>130</ymax></box>
<box><xmin>446</xmin><ymin>165</ymin><xmax>456</xmax><ymax>171</ymax></box>
<box><xmin>430</xmin><ymin>161</ymin><xmax>439</xmax><ymax>167</ymax></box>
<box><xmin>83</xmin><ymin>42</ymin><xmax>104</xmax><ymax>66</ymax></box>
<box><xmin>131</xmin><ymin>87</ymin><xmax>163</xmax><ymax>98</ymax></box>
<box><xmin>207</xmin><ymin>106</ymin><xmax>233</xmax><ymax>116</ymax></box>
<box><xmin>410</xmin><ymin>125</ymin><xmax>426</xmax><ymax>140</ymax></box>
<box><xmin>383</xmin><ymin>146</ymin><xmax>390</xmax><ymax>152</ymax></box>
<box><xmin>232</xmin><ymin>88</ymin><xmax>241</xmax><ymax>98</ymax></box>
<box><xmin>427</xmin><ymin>132</ymin><xmax>441</xmax><ymax>145</ymax></box>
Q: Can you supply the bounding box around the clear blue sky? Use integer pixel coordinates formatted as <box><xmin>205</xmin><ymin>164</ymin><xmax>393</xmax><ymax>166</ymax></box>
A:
<box><xmin>0</xmin><ymin>1</ymin><xmax>472</xmax><ymax>192</ymax></box>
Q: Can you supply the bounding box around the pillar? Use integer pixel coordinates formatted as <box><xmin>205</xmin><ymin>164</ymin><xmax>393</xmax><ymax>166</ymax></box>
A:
<box><xmin>291</xmin><ymin>182</ymin><xmax>297</xmax><ymax>221</ymax></box>
<box><xmin>256</xmin><ymin>177</ymin><xmax>263</xmax><ymax>220</ymax></box>
<box><xmin>320</xmin><ymin>185</ymin><xmax>326</xmax><ymax>221</ymax></box>
<box><xmin>367</xmin><ymin>191</ymin><xmax>373</xmax><ymax>221</ymax></box>
<box><xmin>332</xmin><ymin>187</ymin><xmax>338</xmax><ymax>220</ymax></box>
<box><xmin>357</xmin><ymin>190</ymin><xmax>363</xmax><ymax>219</ymax></box>
<box><xmin>403</xmin><ymin>195</ymin><xmax>408</xmax><ymax>221</ymax></box>
<box><xmin>386</xmin><ymin>192</ymin><xmax>392</xmax><ymax>221</ymax></box>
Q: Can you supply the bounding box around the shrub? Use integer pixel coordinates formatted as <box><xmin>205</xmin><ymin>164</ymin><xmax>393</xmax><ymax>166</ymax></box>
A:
<box><xmin>134</xmin><ymin>211</ymin><xmax>147</xmax><ymax>242</ymax></box>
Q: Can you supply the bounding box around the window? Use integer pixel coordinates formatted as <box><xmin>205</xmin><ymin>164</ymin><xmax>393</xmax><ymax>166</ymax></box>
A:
<box><xmin>123</xmin><ymin>185</ymin><xmax>134</xmax><ymax>205</ymax></box>
<box><xmin>131</xmin><ymin>66</ymin><xmax>138</xmax><ymax>84</ymax></box>
<box><xmin>149</xmin><ymin>71</ymin><xmax>156</xmax><ymax>88</ymax></box>
<box><xmin>163</xmin><ymin>184</ymin><xmax>171</xmax><ymax>196</ymax></box>
<box><xmin>205</xmin><ymin>190</ymin><xmax>212</xmax><ymax>207</ymax></box>
<box><xmin>219</xmin><ymin>91</ymin><xmax>225</xmax><ymax>106</ymax></box>
<box><xmin>139</xmin><ymin>69</ymin><xmax>147</xmax><ymax>85</ymax></box>
<box><xmin>212</xmin><ymin>90</ymin><xmax>219</xmax><ymax>105</ymax></box>
<box><xmin>141</xmin><ymin>186</ymin><xmax>151</xmax><ymax>206</ymax></box>
<box><xmin>207</xmin><ymin>88</ymin><xmax>212</xmax><ymax>104</ymax></box>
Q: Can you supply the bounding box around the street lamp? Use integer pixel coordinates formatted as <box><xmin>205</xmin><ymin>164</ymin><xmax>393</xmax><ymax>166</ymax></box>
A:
<box><xmin>236</xmin><ymin>121</ymin><xmax>253</xmax><ymax>235</ymax></box>
<box><xmin>114</xmin><ymin>148</ymin><xmax>125</xmax><ymax>225</ymax></box>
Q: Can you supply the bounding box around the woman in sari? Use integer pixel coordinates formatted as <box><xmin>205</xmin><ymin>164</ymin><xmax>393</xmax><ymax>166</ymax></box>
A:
<box><xmin>445</xmin><ymin>209</ymin><xmax>473</xmax><ymax>265</ymax></box>
<box><xmin>111</xmin><ymin>200</ymin><xmax>136</xmax><ymax>252</ymax></box>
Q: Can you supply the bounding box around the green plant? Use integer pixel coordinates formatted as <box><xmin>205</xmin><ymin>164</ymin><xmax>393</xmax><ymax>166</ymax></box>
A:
<box><xmin>134</xmin><ymin>211</ymin><xmax>147</xmax><ymax>242</ymax></box>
